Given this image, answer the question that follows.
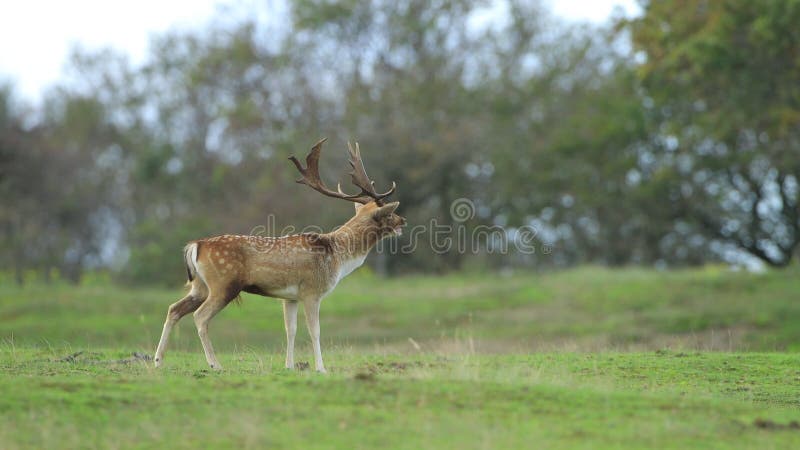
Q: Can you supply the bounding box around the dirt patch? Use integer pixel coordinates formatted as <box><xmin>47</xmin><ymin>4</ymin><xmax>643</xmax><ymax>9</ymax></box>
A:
<box><xmin>355</xmin><ymin>360</ymin><xmax>435</xmax><ymax>377</ymax></box>
<box><xmin>376</xmin><ymin>361</ymin><xmax>410</xmax><ymax>371</ymax></box>
<box><xmin>753</xmin><ymin>418</ymin><xmax>800</xmax><ymax>431</ymax></box>
<box><xmin>113</xmin><ymin>352</ymin><xmax>152</xmax><ymax>364</ymax></box>
<box><xmin>38</xmin><ymin>381</ymin><xmax>82</xmax><ymax>392</ymax></box>
<box><xmin>54</xmin><ymin>351</ymin><xmax>151</xmax><ymax>365</ymax></box>
<box><xmin>57</xmin><ymin>351</ymin><xmax>85</xmax><ymax>362</ymax></box>
<box><xmin>353</xmin><ymin>372</ymin><xmax>376</xmax><ymax>381</ymax></box>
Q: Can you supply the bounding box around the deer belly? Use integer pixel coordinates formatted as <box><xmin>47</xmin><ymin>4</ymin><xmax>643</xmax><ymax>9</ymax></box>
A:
<box><xmin>244</xmin><ymin>284</ymin><xmax>299</xmax><ymax>300</ymax></box>
<box><xmin>271</xmin><ymin>285</ymin><xmax>299</xmax><ymax>299</ymax></box>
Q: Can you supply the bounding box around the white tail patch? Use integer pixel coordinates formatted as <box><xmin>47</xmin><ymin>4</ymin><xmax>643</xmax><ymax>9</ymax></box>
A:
<box><xmin>184</xmin><ymin>242</ymin><xmax>206</xmax><ymax>284</ymax></box>
<box><xmin>189</xmin><ymin>243</ymin><xmax>198</xmax><ymax>266</ymax></box>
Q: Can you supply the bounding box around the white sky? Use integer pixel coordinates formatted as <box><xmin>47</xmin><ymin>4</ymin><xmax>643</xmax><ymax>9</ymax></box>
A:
<box><xmin>0</xmin><ymin>0</ymin><xmax>640</xmax><ymax>103</ymax></box>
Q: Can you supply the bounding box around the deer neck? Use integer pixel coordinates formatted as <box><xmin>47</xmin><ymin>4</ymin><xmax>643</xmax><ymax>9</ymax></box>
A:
<box><xmin>329</xmin><ymin>220</ymin><xmax>380</xmax><ymax>261</ymax></box>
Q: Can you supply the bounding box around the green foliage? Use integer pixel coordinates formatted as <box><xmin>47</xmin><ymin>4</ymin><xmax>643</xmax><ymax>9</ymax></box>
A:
<box><xmin>632</xmin><ymin>0</ymin><xmax>800</xmax><ymax>139</ymax></box>
<box><xmin>627</xmin><ymin>0</ymin><xmax>800</xmax><ymax>266</ymax></box>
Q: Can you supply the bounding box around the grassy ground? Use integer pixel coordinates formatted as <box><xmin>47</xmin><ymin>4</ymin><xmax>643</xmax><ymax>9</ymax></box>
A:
<box><xmin>2</xmin><ymin>266</ymin><xmax>800</xmax><ymax>448</ymax></box>
<box><xmin>2</xmin><ymin>349</ymin><xmax>799</xmax><ymax>449</ymax></box>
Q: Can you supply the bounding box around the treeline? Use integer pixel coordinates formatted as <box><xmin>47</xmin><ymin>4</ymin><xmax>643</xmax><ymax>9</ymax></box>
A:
<box><xmin>1</xmin><ymin>0</ymin><xmax>798</xmax><ymax>285</ymax></box>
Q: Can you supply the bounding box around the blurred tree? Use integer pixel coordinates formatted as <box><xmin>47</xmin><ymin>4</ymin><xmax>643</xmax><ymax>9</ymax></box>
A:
<box><xmin>0</xmin><ymin>85</ymin><xmax>33</xmax><ymax>284</ymax></box>
<box><xmin>474</xmin><ymin>3</ymin><xmax>663</xmax><ymax>267</ymax></box>
<box><xmin>0</xmin><ymin>85</ymin><xmax>121</xmax><ymax>282</ymax></box>
<box><xmin>628</xmin><ymin>0</ymin><xmax>800</xmax><ymax>266</ymax></box>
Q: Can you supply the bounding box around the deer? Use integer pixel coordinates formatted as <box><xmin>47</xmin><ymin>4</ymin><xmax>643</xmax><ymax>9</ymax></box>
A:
<box><xmin>153</xmin><ymin>138</ymin><xmax>405</xmax><ymax>372</ymax></box>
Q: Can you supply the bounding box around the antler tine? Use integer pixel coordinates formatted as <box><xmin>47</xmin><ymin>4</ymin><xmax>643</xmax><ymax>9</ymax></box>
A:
<box><xmin>340</xmin><ymin>141</ymin><xmax>397</xmax><ymax>205</ymax></box>
<box><xmin>288</xmin><ymin>138</ymin><xmax>323</xmax><ymax>182</ymax></box>
<box><xmin>376</xmin><ymin>181</ymin><xmax>397</xmax><ymax>201</ymax></box>
<box><xmin>288</xmin><ymin>138</ymin><xmax>372</xmax><ymax>204</ymax></box>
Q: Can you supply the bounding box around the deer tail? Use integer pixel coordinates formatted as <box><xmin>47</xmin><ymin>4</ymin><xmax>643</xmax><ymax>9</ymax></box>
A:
<box><xmin>183</xmin><ymin>242</ymin><xmax>199</xmax><ymax>283</ymax></box>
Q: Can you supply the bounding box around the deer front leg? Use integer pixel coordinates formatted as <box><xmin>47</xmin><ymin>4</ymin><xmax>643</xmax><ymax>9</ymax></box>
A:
<box><xmin>282</xmin><ymin>300</ymin><xmax>299</xmax><ymax>369</ymax></box>
<box><xmin>303</xmin><ymin>297</ymin><xmax>326</xmax><ymax>373</ymax></box>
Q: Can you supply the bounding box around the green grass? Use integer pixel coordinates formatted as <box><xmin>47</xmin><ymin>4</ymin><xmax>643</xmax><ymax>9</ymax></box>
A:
<box><xmin>2</xmin><ymin>349</ymin><xmax>799</xmax><ymax>449</ymax></box>
<box><xmin>2</xmin><ymin>266</ymin><xmax>800</xmax><ymax>448</ymax></box>
<box><xmin>3</xmin><ymin>266</ymin><xmax>800</xmax><ymax>352</ymax></box>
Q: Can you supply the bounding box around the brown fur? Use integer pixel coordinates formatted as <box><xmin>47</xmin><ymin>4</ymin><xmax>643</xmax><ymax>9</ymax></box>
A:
<box><xmin>187</xmin><ymin>202</ymin><xmax>403</xmax><ymax>302</ymax></box>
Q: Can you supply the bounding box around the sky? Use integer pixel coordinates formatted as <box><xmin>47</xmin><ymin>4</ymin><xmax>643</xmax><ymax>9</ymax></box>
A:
<box><xmin>0</xmin><ymin>0</ymin><xmax>639</xmax><ymax>103</ymax></box>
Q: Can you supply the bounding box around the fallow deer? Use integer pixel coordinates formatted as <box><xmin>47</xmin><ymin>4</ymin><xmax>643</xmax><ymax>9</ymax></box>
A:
<box><xmin>153</xmin><ymin>138</ymin><xmax>405</xmax><ymax>372</ymax></box>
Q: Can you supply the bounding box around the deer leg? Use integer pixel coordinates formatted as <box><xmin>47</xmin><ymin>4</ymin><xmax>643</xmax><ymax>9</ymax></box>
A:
<box><xmin>283</xmin><ymin>300</ymin><xmax>299</xmax><ymax>369</ymax></box>
<box><xmin>154</xmin><ymin>293</ymin><xmax>204</xmax><ymax>367</ymax></box>
<box><xmin>193</xmin><ymin>290</ymin><xmax>237</xmax><ymax>370</ymax></box>
<box><xmin>303</xmin><ymin>298</ymin><xmax>326</xmax><ymax>373</ymax></box>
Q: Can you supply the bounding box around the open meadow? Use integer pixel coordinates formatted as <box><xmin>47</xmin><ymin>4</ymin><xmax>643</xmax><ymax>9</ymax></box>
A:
<box><xmin>1</xmin><ymin>267</ymin><xmax>800</xmax><ymax>449</ymax></box>
<box><xmin>3</xmin><ymin>0</ymin><xmax>799</xmax><ymax>448</ymax></box>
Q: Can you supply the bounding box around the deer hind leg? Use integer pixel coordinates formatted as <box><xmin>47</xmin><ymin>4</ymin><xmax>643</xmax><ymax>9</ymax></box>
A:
<box><xmin>154</xmin><ymin>283</ymin><xmax>207</xmax><ymax>367</ymax></box>
<box><xmin>282</xmin><ymin>300</ymin><xmax>299</xmax><ymax>369</ymax></box>
<box><xmin>303</xmin><ymin>297</ymin><xmax>326</xmax><ymax>373</ymax></box>
<box><xmin>193</xmin><ymin>287</ymin><xmax>239</xmax><ymax>370</ymax></box>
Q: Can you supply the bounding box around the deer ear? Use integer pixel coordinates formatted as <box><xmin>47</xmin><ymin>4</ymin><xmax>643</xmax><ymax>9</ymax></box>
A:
<box><xmin>372</xmin><ymin>202</ymin><xmax>399</xmax><ymax>219</ymax></box>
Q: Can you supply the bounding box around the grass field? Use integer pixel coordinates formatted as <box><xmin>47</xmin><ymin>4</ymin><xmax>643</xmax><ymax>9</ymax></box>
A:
<box><xmin>2</xmin><ymin>266</ymin><xmax>800</xmax><ymax>448</ymax></box>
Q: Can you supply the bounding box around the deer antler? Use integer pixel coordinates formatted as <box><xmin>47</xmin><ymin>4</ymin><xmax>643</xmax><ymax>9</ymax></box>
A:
<box><xmin>340</xmin><ymin>141</ymin><xmax>396</xmax><ymax>205</ymax></box>
<box><xmin>289</xmin><ymin>138</ymin><xmax>396</xmax><ymax>205</ymax></box>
